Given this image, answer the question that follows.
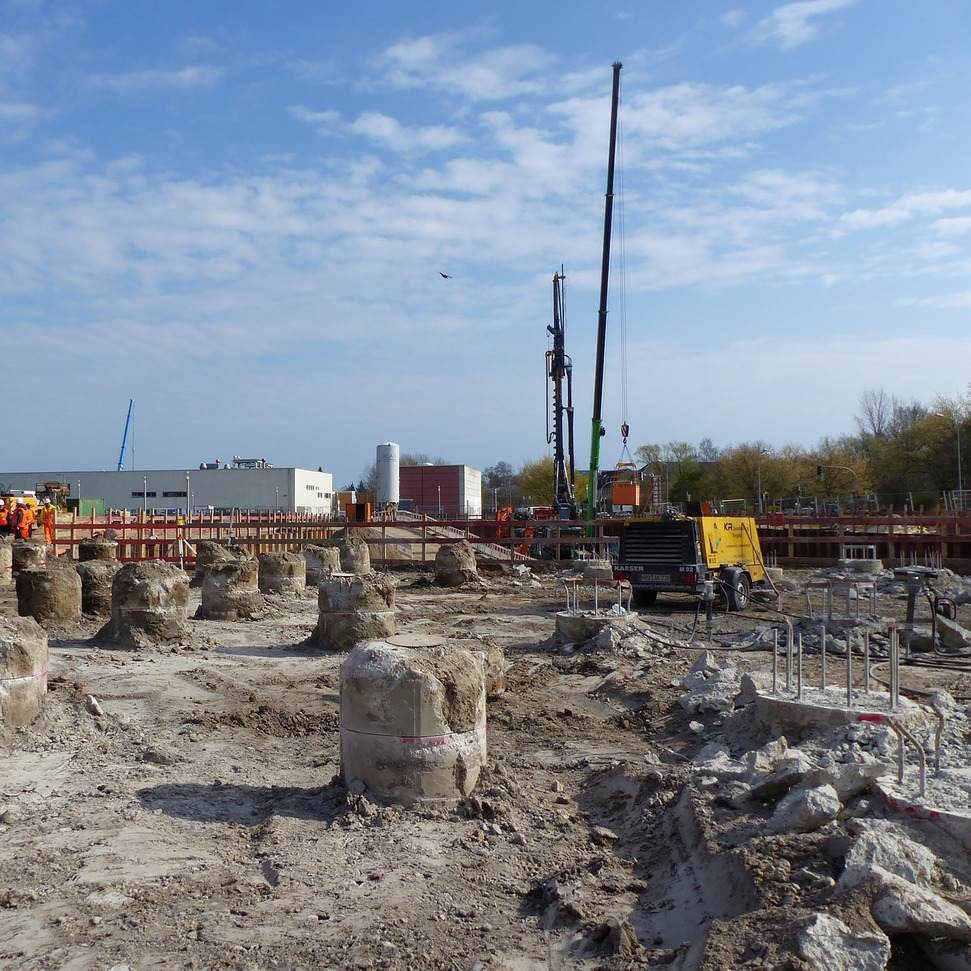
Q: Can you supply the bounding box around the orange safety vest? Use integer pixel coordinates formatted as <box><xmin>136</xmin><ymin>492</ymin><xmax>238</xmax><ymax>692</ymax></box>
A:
<box><xmin>0</xmin><ymin>507</ymin><xmax>7</xmax><ymax>527</ymax></box>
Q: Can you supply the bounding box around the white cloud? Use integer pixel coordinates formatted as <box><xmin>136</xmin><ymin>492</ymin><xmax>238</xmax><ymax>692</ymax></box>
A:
<box><xmin>287</xmin><ymin>105</ymin><xmax>340</xmax><ymax>128</ymax></box>
<box><xmin>721</xmin><ymin>9</ymin><xmax>746</xmax><ymax>28</ymax></box>
<box><xmin>550</xmin><ymin>81</ymin><xmax>816</xmax><ymax>160</ymax></box>
<box><xmin>839</xmin><ymin>189</ymin><xmax>971</xmax><ymax>231</ymax></box>
<box><xmin>89</xmin><ymin>65</ymin><xmax>223</xmax><ymax>93</ymax></box>
<box><xmin>379</xmin><ymin>33</ymin><xmax>554</xmax><ymax>100</ymax></box>
<box><xmin>289</xmin><ymin>105</ymin><xmax>467</xmax><ymax>154</ymax></box>
<box><xmin>348</xmin><ymin>112</ymin><xmax>467</xmax><ymax>153</ymax></box>
<box><xmin>0</xmin><ymin>100</ymin><xmax>37</xmax><ymax>121</ymax></box>
<box><xmin>914</xmin><ymin>291</ymin><xmax>971</xmax><ymax>309</ymax></box>
<box><xmin>755</xmin><ymin>0</ymin><xmax>858</xmax><ymax>50</ymax></box>
<box><xmin>933</xmin><ymin>217</ymin><xmax>971</xmax><ymax>237</ymax></box>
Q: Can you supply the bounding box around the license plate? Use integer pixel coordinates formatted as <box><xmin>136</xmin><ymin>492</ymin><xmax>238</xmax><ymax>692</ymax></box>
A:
<box><xmin>641</xmin><ymin>574</ymin><xmax>669</xmax><ymax>583</ymax></box>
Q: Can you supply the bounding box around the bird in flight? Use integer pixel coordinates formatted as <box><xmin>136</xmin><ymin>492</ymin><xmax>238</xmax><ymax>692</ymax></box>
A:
<box><xmin>439</xmin><ymin>272</ymin><xmax>451</xmax><ymax>279</ymax></box>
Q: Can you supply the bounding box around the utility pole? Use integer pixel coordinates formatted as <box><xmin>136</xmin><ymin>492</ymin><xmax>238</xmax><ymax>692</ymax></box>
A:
<box><xmin>586</xmin><ymin>61</ymin><xmax>622</xmax><ymax>524</ymax></box>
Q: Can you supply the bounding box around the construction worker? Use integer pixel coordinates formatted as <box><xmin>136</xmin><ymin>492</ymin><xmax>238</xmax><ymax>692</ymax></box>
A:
<box><xmin>0</xmin><ymin>501</ymin><xmax>8</xmax><ymax>536</ymax></box>
<box><xmin>41</xmin><ymin>499</ymin><xmax>56</xmax><ymax>546</ymax></box>
<box><xmin>24</xmin><ymin>501</ymin><xmax>36</xmax><ymax>539</ymax></box>
<box><xmin>12</xmin><ymin>500</ymin><xmax>27</xmax><ymax>540</ymax></box>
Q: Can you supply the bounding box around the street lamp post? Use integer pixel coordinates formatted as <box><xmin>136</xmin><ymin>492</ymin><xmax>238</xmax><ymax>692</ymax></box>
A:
<box><xmin>756</xmin><ymin>447</ymin><xmax>770</xmax><ymax>515</ymax></box>
<box><xmin>437</xmin><ymin>485</ymin><xmax>442</xmax><ymax>518</ymax></box>
<box><xmin>275</xmin><ymin>486</ymin><xmax>280</xmax><ymax>511</ymax></box>
<box><xmin>185</xmin><ymin>472</ymin><xmax>191</xmax><ymax>517</ymax></box>
<box><xmin>143</xmin><ymin>476</ymin><xmax>148</xmax><ymax>514</ymax></box>
<box><xmin>935</xmin><ymin>413</ymin><xmax>964</xmax><ymax>509</ymax></box>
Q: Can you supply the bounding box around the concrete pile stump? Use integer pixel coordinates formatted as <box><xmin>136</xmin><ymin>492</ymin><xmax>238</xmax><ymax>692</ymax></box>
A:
<box><xmin>434</xmin><ymin>540</ymin><xmax>479</xmax><ymax>587</ymax></box>
<box><xmin>328</xmin><ymin>532</ymin><xmax>371</xmax><ymax>575</ymax></box>
<box><xmin>16</xmin><ymin>561</ymin><xmax>82</xmax><ymax>627</ymax></box>
<box><xmin>198</xmin><ymin>560</ymin><xmax>264</xmax><ymax>621</ymax></box>
<box><xmin>0</xmin><ymin>617</ymin><xmax>48</xmax><ymax>728</ymax></box>
<box><xmin>12</xmin><ymin>540</ymin><xmax>47</xmax><ymax>573</ymax></box>
<box><xmin>78</xmin><ymin>536</ymin><xmax>118</xmax><ymax>562</ymax></box>
<box><xmin>258</xmin><ymin>552</ymin><xmax>307</xmax><ymax>596</ymax></box>
<box><xmin>96</xmin><ymin>560</ymin><xmax>189</xmax><ymax>648</ymax></box>
<box><xmin>340</xmin><ymin>639</ymin><xmax>487</xmax><ymax>804</ymax></box>
<box><xmin>303</xmin><ymin>545</ymin><xmax>341</xmax><ymax>587</ymax></box>
<box><xmin>313</xmin><ymin>573</ymin><xmax>396</xmax><ymax>651</ymax></box>
<box><xmin>191</xmin><ymin>540</ymin><xmax>238</xmax><ymax>586</ymax></box>
<box><xmin>76</xmin><ymin>560</ymin><xmax>121</xmax><ymax>617</ymax></box>
<box><xmin>0</xmin><ymin>539</ymin><xmax>11</xmax><ymax>588</ymax></box>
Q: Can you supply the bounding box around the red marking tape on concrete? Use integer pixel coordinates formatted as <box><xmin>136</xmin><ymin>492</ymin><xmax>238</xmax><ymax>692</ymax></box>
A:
<box><xmin>0</xmin><ymin>667</ymin><xmax>48</xmax><ymax>685</ymax></box>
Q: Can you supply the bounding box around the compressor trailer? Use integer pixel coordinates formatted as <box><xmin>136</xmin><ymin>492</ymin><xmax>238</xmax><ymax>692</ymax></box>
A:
<box><xmin>613</xmin><ymin>514</ymin><xmax>768</xmax><ymax>611</ymax></box>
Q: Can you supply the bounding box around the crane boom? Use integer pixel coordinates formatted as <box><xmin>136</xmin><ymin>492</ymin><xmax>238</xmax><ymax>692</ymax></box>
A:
<box><xmin>586</xmin><ymin>61</ymin><xmax>622</xmax><ymax>523</ymax></box>
<box><xmin>117</xmin><ymin>399</ymin><xmax>134</xmax><ymax>472</ymax></box>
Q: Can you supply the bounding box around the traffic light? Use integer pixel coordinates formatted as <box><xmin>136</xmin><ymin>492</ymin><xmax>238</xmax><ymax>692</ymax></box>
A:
<box><xmin>816</xmin><ymin>465</ymin><xmax>824</xmax><ymax>478</ymax></box>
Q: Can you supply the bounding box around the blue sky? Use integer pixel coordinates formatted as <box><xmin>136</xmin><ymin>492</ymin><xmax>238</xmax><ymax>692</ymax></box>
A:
<box><xmin>3</xmin><ymin>0</ymin><xmax>971</xmax><ymax>485</ymax></box>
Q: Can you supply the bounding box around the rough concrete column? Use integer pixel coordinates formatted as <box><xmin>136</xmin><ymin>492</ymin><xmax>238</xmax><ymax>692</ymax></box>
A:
<box><xmin>0</xmin><ymin>617</ymin><xmax>48</xmax><ymax>728</ymax></box>
<box><xmin>313</xmin><ymin>573</ymin><xmax>396</xmax><ymax>651</ymax></box>
<box><xmin>78</xmin><ymin>537</ymin><xmax>118</xmax><ymax>562</ymax></box>
<box><xmin>258</xmin><ymin>552</ymin><xmax>307</xmax><ymax>596</ymax></box>
<box><xmin>326</xmin><ymin>533</ymin><xmax>371</xmax><ymax>575</ymax></box>
<box><xmin>16</xmin><ymin>562</ymin><xmax>82</xmax><ymax>627</ymax></box>
<box><xmin>12</xmin><ymin>540</ymin><xmax>47</xmax><ymax>573</ymax></box>
<box><xmin>0</xmin><ymin>539</ymin><xmax>12</xmax><ymax>588</ymax></box>
<box><xmin>303</xmin><ymin>545</ymin><xmax>341</xmax><ymax>587</ymax></box>
<box><xmin>340</xmin><ymin>640</ymin><xmax>487</xmax><ymax>804</ymax></box>
<box><xmin>198</xmin><ymin>559</ymin><xmax>264</xmax><ymax>621</ymax></box>
<box><xmin>434</xmin><ymin>540</ymin><xmax>479</xmax><ymax>587</ymax></box>
<box><xmin>191</xmin><ymin>540</ymin><xmax>238</xmax><ymax>587</ymax></box>
<box><xmin>76</xmin><ymin>560</ymin><xmax>121</xmax><ymax>616</ymax></box>
<box><xmin>95</xmin><ymin>560</ymin><xmax>190</xmax><ymax>649</ymax></box>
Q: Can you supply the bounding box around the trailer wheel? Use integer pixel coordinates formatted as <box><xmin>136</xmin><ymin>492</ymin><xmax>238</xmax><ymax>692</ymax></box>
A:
<box><xmin>632</xmin><ymin>589</ymin><xmax>658</xmax><ymax>607</ymax></box>
<box><xmin>722</xmin><ymin>570</ymin><xmax>750</xmax><ymax>612</ymax></box>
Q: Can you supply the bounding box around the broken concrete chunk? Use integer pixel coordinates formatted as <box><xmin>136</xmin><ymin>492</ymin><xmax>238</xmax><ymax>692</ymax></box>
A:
<box><xmin>768</xmin><ymin>784</ymin><xmax>840</xmax><ymax>833</ymax></box>
<box><xmin>936</xmin><ymin>616</ymin><xmax>971</xmax><ymax>653</ymax></box>
<box><xmin>868</xmin><ymin>867</ymin><xmax>971</xmax><ymax>942</ymax></box>
<box><xmin>796</xmin><ymin>912</ymin><xmax>890</xmax><ymax>971</ymax></box>
<box><xmin>736</xmin><ymin>672</ymin><xmax>759</xmax><ymax>706</ymax></box>
<box><xmin>800</xmin><ymin>760</ymin><xmax>890</xmax><ymax>801</ymax></box>
<box><xmin>841</xmin><ymin>827</ymin><xmax>939</xmax><ymax>889</ymax></box>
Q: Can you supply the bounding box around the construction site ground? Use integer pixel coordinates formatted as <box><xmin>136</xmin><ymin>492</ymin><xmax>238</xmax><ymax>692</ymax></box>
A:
<box><xmin>0</xmin><ymin>567</ymin><xmax>967</xmax><ymax>970</ymax></box>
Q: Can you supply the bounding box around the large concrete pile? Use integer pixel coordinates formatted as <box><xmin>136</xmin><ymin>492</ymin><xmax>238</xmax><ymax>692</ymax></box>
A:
<box><xmin>340</xmin><ymin>639</ymin><xmax>487</xmax><ymax>804</ymax></box>
<box><xmin>197</xmin><ymin>559</ymin><xmax>264</xmax><ymax>621</ymax></box>
<box><xmin>77</xmin><ymin>536</ymin><xmax>118</xmax><ymax>562</ymax></box>
<box><xmin>12</xmin><ymin>540</ymin><xmax>46</xmax><ymax>573</ymax></box>
<box><xmin>76</xmin><ymin>560</ymin><xmax>122</xmax><ymax>616</ymax></box>
<box><xmin>0</xmin><ymin>616</ymin><xmax>48</xmax><ymax>728</ymax></box>
<box><xmin>191</xmin><ymin>540</ymin><xmax>245</xmax><ymax>586</ymax></box>
<box><xmin>16</xmin><ymin>561</ymin><xmax>82</xmax><ymax>627</ymax></box>
<box><xmin>95</xmin><ymin>560</ymin><xmax>189</xmax><ymax>648</ymax></box>
<box><xmin>325</xmin><ymin>532</ymin><xmax>371</xmax><ymax>575</ymax></box>
<box><xmin>258</xmin><ymin>552</ymin><xmax>306</xmax><ymax>595</ymax></box>
<box><xmin>312</xmin><ymin>573</ymin><xmax>396</xmax><ymax>651</ymax></box>
<box><xmin>434</xmin><ymin>540</ymin><xmax>479</xmax><ymax>587</ymax></box>
<box><xmin>302</xmin><ymin>545</ymin><xmax>341</xmax><ymax>587</ymax></box>
<box><xmin>0</xmin><ymin>538</ymin><xmax>11</xmax><ymax>587</ymax></box>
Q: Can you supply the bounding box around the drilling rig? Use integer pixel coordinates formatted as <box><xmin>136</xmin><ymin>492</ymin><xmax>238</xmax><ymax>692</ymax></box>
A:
<box><xmin>547</xmin><ymin>268</ymin><xmax>577</xmax><ymax>520</ymax></box>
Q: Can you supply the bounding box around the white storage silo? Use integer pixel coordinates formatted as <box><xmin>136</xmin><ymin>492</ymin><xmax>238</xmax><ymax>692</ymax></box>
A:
<box><xmin>376</xmin><ymin>443</ymin><xmax>400</xmax><ymax>507</ymax></box>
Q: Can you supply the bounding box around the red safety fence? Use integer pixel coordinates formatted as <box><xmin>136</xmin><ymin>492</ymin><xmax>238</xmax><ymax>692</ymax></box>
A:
<box><xmin>48</xmin><ymin>510</ymin><xmax>971</xmax><ymax>568</ymax></box>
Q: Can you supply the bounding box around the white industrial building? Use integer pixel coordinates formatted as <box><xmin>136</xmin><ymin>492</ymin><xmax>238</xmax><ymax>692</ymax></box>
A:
<box><xmin>0</xmin><ymin>465</ymin><xmax>334</xmax><ymax>514</ymax></box>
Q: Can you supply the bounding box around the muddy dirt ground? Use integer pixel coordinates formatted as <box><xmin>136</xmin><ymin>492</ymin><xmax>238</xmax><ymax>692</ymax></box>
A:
<box><xmin>0</xmin><ymin>567</ymin><xmax>965</xmax><ymax>970</ymax></box>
